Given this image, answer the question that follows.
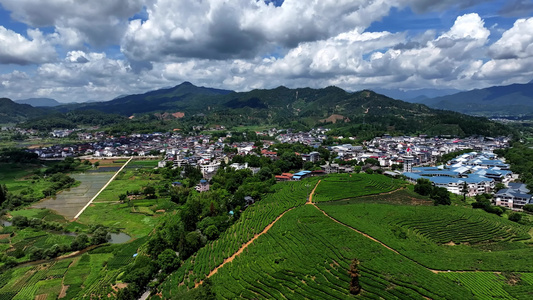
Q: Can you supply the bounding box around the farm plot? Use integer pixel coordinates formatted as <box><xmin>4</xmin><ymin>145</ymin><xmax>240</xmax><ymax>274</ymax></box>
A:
<box><xmin>0</xmin><ymin>237</ymin><xmax>147</xmax><ymax>300</ymax></box>
<box><xmin>160</xmin><ymin>178</ymin><xmax>319</xmax><ymax>295</ymax></box>
<box><xmin>312</xmin><ymin>173</ymin><xmax>405</xmax><ymax>202</ymax></box>
<box><xmin>31</xmin><ymin>172</ymin><xmax>114</xmax><ymax>219</ymax></box>
<box><xmin>194</xmin><ymin>205</ymin><xmax>474</xmax><ymax>300</ymax></box>
<box><xmin>91</xmin><ymin>168</ymin><xmax>164</xmax><ymax>202</ymax></box>
<box><xmin>318</xmin><ymin>202</ymin><xmax>533</xmax><ymax>272</ymax></box>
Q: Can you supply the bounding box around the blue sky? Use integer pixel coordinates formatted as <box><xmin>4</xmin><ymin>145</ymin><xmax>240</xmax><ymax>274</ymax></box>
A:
<box><xmin>0</xmin><ymin>0</ymin><xmax>532</xmax><ymax>102</ymax></box>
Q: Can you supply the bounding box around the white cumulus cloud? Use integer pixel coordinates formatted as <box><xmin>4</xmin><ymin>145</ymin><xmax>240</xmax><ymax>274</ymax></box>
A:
<box><xmin>0</xmin><ymin>27</ymin><xmax>56</xmax><ymax>64</ymax></box>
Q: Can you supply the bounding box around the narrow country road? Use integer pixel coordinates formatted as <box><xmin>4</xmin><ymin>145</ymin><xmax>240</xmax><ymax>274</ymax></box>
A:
<box><xmin>73</xmin><ymin>156</ymin><xmax>133</xmax><ymax>220</ymax></box>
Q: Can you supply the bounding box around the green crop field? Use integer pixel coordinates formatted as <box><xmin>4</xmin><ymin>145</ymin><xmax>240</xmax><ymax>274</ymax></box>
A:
<box><xmin>318</xmin><ymin>202</ymin><xmax>533</xmax><ymax>272</ymax></box>
<box><xmin>127</xmin><ymin>159</ymin><xmax>159</xmax><ymax>168</ymax></box>
<box><xmin>439</xmin><ymin>272</ymin><xmax>533</xmax><ymax>299</ymax></box>
<box><xmin>0</xmin><ymin>237</ymin><xmax>147</xmax><ymax>300</ymax></box>
<box><xmin>312</xmin><ymin>173</ymin><xmax>405</xmax><ymax>202</ymax></box>
<box><xmin>167</xmin><ymin>205</ymin><xmax>475</xmax><ymax>299</ymax></box>
<box><xmin>91</xmin><ymin>168</ymin><xmax>164</xmax><ymax>202</ymax></box>
<box><xmin>76</xmin><ymin>201</ymin><xmax>164</xmax><ymax>237</ymax></box>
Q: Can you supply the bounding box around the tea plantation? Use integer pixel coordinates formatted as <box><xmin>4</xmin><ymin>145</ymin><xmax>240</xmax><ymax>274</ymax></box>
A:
<box><xmin>157</xmin><ymin>174</ymin><xmax>533</xmax><ymax>299</ymax></box>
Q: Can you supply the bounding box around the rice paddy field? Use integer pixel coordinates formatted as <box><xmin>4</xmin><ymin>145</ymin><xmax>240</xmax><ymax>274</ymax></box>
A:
<box><xmin>31</xmin><ymin>172</ymin><xmax>114</xmax><ymax>220</ymax></box>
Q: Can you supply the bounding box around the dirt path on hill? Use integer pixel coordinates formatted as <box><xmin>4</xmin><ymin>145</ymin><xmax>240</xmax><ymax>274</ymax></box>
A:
<box><xmin>309</xmin><ymin>181</ymin><xmax>507</xmax><ymax>275</ymax></box>
<box><xmin>306</xmin><ymin>180</ymin><xmax>321</xmax><ymax>204</ymax></box>
<box><xmin>195</xmin><ymin>206</ymin><xmax>297</xmax><ymax>288</ymax></box>
<box><xmin>310</xmin><ymin>197</ymin><xmax>400</xmax><ymax>254</ymax></box>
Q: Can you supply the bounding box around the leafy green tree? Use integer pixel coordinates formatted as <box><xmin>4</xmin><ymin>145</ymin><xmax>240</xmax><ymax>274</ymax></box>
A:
<box><xmin>461</xmin><ymin>182</ymin><xmax>468</xmax><ymax>201</ymax></box>
<box><xmin>70</xmin><ymin>233</ymin><xmax>89</xmax><ymax>251</ymax></box>
<box><xmin>11</xmin><ymin>215</ymin><xmax>29</xmax><ymax>227</ymax></box>
<box><xmin>170</xmin><ymin>186</ymin><xmax>190</xmax><ymax>204</ymax></box>
<box><xmin>0</xmin><ymin>184</ymin><xmax>7</xmax><ymax>206</ymax></box>
<box><xmin>157</xmin><ymin>248</ymin><xmax>180</xmax><ymax>274</ymax></box>
<box><xmin>91</xmin><ymin>227</ymin><xmax>109</xmax><ymax>245</ymax></box>
<box><xmin>523</xmin><ymin>204</ymin><xmax>533</xmax><ymax>213</ymax></box>
<box><xmin>494</xmin><ymin>183</ymin><xmax>506</xmax><ymax>192</ymax></box>
<box><xmin>431</xmin><ymin>187</ymin><xmax>451</xmax><ymax>206</ymax></box>
<box><xmin>204</xmin><ymin>225</ymin><xmax>219</xmax><ymax>240</ymax></box>
<box><xmin>119</xmin><ymin>193</ymin><xmax>127</xmax><ymax>202</ymax></box>
<box><xmin>414</xmin><ymin>178</ymin><xmax>433</xmax><ymax>196</ymax></box>
<box><xmin>144</xmin><ymin>186</ymin><xmax>156</xmax><ymax>198</ymax></box>
<box><xmin>508</xmin><ymin>212</ymin><xmax>522</xmax><ymax>223</ymax></box>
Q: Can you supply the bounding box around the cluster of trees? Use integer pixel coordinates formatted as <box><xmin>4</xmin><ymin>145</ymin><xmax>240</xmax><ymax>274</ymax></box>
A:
<box><xmin>495</xmin><ymin>143</ymin><xmax>533</xmax><ymax>191</ymax></box>
<box><xmin>41</xmin><ymin>157</ymin><xmax>82</xmax><ymax>175</ymax></box>
<box><xmin>413</xmin><ymin>178</ymin><xmax>451</xmax><ymax>205</ymax></box>
<box><xmin>3</xmin><ymin>218</ymin><xmax>110</xmax><ymax>263</ymax></box>
<box><xmin>0</xmin><ymin>148</ymin><xmax>38</xmax><ymax>163</ymax></box>
<box><xmin>21</xmin><ymin>110</ymin><xmax>127</xmax><ymax>131</ymax></box>
<box><xmin>119</xmin><ymin>152</ymin><xmax>290</xmax><ymax>298</ymax></box>
<box><xmin>471</xmin><ymin>194</ymin><xmax>504</xmax><ymax>216</ymax></box>
<box><xmin>42</xmin><ymin>173</ymin><xmax>76</xmax><ymax>197</ymax></box>
<box><xmin>11</xmin><ymin>215</ymin><xmax>63</xmax><ymax>231</ymax></box>
<box><xmin>437</xmin><ymin>149</ymin><xmax>473</xmax><ymax>164</ymax></box>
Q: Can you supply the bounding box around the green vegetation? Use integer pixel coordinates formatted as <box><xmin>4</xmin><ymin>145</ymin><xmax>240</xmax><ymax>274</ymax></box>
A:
<box><xmin>318</xmin><ymin>202</ymin><xmax>533</xmax><ymax>271</ymax></box>
<box><xmin>414</xmin><ymin>178</ymin><xmax>452</xmax><ymax>205</ymax></box>
<box><xmin>171</xmin><ymin>205</ymin><xmax>475</xmax><ymax>299</ymax></box>
<box><xmin>440</xmin><ymin>272</ymin><xmax>533</xmax><ymax>299</ymax></box>
<box><xmin>312</xmin><ymin>173</ymin><xmax>405</xmax><ymax>202</ymax></box>
<box><xmin>496</xmin><ymin>142</ymin><xmax>533</xmax><ymax>190</ymax></box>
<box><xmin>0</xmin><ymin>154</ymin><xmax>86</xmax><ymax>211</ymax></box>
<box><xmin>0</xmin><ymin>237</ymin><xmax>147</xmax><ymax>299</ymax></box>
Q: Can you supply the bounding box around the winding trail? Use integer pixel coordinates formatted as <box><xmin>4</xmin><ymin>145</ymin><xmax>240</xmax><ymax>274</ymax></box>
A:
<box><xmin>73</xmin><ymin>156</ymin><xmax>133</xmax><ymax>220</ymax></box>
<box><xmin>195</xmin><ymin>180</ymin><xmax>324</xmax><ymax>288</ymax></box>
<box><xmin>195</xmin><ymin>206</ymin><xmax>297</xmax><ymax>287</ymax></box>
<box><xmin>196</xmin><ymin>179</ymin><xmax>500</xmax><ymax>290</ymax></box>
<box><xmin>308</xmin><ymin>180</ymin><xmax>507</xmax><ymax>275</ymax></box>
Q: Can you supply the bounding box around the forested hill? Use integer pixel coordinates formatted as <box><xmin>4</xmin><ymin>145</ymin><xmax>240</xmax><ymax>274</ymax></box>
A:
<box><xmin>56</xmin><ymin>82</ymin><xmax>234</xmax><ymax>115</ymax></box>
<box><xmin>0</xmin><ymin>98</ymin><xmax>47</xmax><ymax>124</ymax></box>
<box><xmin>416</xmin><ymin>81</ymin><xmax>533</xmax><ymax>117</ymax></box>
<box><xmin>4</xmin><ymin>82</ymin><xmax>514</xmax><ymax>137</ymax></box>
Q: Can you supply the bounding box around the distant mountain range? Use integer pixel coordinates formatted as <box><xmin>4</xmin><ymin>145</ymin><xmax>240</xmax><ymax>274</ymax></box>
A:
<box><xmin>414</xmin><ymin>81</ymin><xmax>533</xmax><ymax>117</ymax></box>
<box><xmin>15</xmin><ymin>98</ymin><xmax>61</xmax><ymax>107</ymax></box>
<box><xmin>0</xmin><ymin>82</ymin><xmax>513</xmax><ymax>137</ymax></box>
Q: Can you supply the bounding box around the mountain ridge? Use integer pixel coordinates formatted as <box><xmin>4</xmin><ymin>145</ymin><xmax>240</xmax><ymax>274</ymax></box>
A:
<box><xmin>416</xmin><ymin>82</ymin><xmax>533</xmax><ymax>116</ymax></box>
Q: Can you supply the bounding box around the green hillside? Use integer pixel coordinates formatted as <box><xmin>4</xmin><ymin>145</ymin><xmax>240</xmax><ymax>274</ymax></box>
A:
<box><xmin>153</xmin><ymin>174</ymin><xmax>533</xmax><ymax>299</ymax></box>
<box><xmin>54</xmin><ymin>82</ymin><xmax>512</xmax><ymax>137</ymax></box>
<box><xmin>0</xmin><ymin>98</ymin><xmax>47</xmax><ymax>124</ymax></box>
<box><xmin>419</xmin><ymin>82</ymin><xmax>533</xmax><ymax>116</ymax></box>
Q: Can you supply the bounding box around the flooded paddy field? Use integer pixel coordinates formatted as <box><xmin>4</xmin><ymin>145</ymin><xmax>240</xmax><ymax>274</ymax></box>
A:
<box><xmin>32</xmin><ymin>172</ymin><xmax>114</xmax><ymax>220</ymax></box>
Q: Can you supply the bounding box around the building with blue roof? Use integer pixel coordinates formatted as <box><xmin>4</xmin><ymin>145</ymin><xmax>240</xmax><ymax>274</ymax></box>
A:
<box><xmin>495</xmin><ymin>183</ymin><xmax>532</xmax><ymax>210</ymax></box>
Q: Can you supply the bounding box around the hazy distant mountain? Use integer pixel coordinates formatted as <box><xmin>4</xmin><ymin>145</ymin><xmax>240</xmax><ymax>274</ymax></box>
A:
<box><xmin>418</xmin><ymin>82</ymin><xmax>533</xmax><ymax>116</ymax></box>
<box><xmin>0</xmin><ymin>98</ymin><xmax>46</xmax><ymax>124</ymax></box>
<box><xmin>65</xmin><ymin>82</ymin><xmax>234</xmax><ymax>115</ymax></box>
<box><xmin>374</xmin><ymin>88</ymin><xmax>461</xmax><ymax>102</ymax></box>
<box><xmin>15</xmin><ymin>98</ymin><xmax>61</xmax><ymax>107</ymax></box>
